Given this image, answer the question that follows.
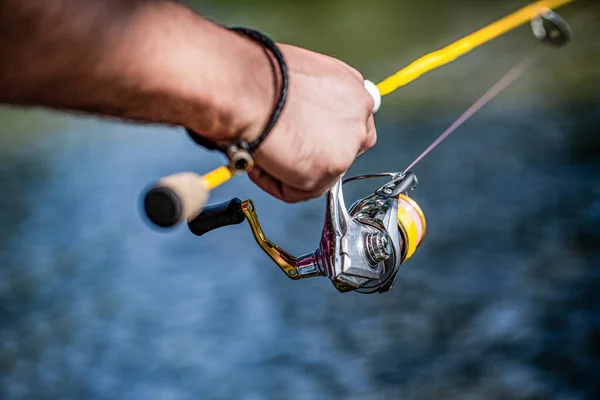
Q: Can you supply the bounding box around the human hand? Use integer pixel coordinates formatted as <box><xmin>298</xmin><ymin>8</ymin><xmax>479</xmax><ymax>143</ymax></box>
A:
<box><xmin>244</xmin><ymin>43</ymin><xmax>378</xmax><ymax>203</ymax></box>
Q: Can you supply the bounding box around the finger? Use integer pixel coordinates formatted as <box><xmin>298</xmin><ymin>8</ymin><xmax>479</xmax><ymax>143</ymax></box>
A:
<box><xmin>358</xmin><ymin>114</ymin><xmax>377</xmax><ymax>156</ymax></box>
<box><xmin>281</xmin><ymin>185</ymin><xmax>327</xmax><ymax>203</ymax></box>
<box><xmin>248</xmin><ymin>167</ymin><xmax>284</xmax><ymax>201</ymax></box>
<box><xmin>365</xmin><ymin>113</ymin><xmax>377</xmax><ymax>149</ymax></box>
<box><xmin>252</xmin><ymin>137</ymin><xmax>335</xmax><ymax>197</ymax></box>
<box><xmin>249</xmin><ymin>167</ymin><xmax>326</xmax><ymax>203</ymax></box>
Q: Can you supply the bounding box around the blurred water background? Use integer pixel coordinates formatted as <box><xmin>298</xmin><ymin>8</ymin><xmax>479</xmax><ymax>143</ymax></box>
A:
<box><xmin>1</xmin><ymin>0</ymin><xmax>599</xmax><ymax>399</ymax></box>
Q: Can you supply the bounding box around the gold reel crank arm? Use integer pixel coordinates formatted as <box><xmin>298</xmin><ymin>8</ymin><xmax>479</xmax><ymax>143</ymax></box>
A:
<box><xmin>187</xmin><ymin>198</ymin><xmax>321</xmax><ymax>281</ymax></box>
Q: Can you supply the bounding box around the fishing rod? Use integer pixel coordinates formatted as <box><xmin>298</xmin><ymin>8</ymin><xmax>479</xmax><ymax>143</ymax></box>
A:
<box><xmin>141</xmin><ymin>1</ymin><xmax>575</xmax><ymax>294</ymax></box>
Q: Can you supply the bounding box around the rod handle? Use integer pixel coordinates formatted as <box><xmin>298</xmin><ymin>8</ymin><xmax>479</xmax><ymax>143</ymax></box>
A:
<box><xmin>143</xmin><ymin>172</ymin><xmax>209</xmax><ymax>228</ymax></box>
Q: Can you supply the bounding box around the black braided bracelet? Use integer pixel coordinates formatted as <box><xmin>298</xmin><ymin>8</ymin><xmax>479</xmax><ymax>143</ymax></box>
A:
<box><xmin>186</xmin><ymin>27</ymin><xmax>289</xmax><ymax>157</ymax></box>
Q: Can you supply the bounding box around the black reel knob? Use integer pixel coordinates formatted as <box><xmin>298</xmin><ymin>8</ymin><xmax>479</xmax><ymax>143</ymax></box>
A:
<box><xmin>188</xmin><ymin>198</ymin><xmax>246</xmax><ymax>236</ymax></box>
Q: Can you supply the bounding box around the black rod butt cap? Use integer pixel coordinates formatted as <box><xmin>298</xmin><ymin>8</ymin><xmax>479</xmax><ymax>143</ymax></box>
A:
<box><xmin>144</xmin><ymin>186</ymin><xmax>183</xmax><ymax>228</ymax></box>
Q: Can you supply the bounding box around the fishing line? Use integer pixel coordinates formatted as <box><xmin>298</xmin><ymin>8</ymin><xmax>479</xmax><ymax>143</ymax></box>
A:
<box><xmin>403</xmin><ymin>2</ymin><xmax>597</xmax><ymax>173</ymax></box>
<box><xmin>403</xmin><ymin>47</ymin><xmax>547</xmax><ymax>173</ymax></box>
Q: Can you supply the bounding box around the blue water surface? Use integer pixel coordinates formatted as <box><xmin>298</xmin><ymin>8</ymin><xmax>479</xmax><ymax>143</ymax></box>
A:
<box><xmin>1</xmin><ymin>98</ymin><xmax>599</xmax><ymax>399</ymax></box>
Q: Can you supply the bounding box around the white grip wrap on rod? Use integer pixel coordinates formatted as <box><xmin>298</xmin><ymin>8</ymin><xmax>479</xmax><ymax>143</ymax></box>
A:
<box><xmin>364</xmin><ymin>80</ymin><xmax>382</xmax><ymax>113</ymax></box>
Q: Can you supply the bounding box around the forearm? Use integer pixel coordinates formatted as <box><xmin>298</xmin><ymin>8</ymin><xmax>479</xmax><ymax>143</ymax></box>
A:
<box><xmin>0</xmin><ymin>0</ymin><xmax>274</xmax><ymax>142</ymax></box>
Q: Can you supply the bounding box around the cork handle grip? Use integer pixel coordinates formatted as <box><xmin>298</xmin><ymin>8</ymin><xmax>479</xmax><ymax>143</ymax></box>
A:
<box><xmin>143</xmin><ymin>172</ymin><xmax>209</xmax><ymax>228</ymax></box>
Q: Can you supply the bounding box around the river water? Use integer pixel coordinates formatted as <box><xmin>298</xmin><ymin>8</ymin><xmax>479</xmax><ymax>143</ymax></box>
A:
<box><xmin>1</xmin><ymin>94</ymin><xmax>599</xmax><ymax>399</ymax></box>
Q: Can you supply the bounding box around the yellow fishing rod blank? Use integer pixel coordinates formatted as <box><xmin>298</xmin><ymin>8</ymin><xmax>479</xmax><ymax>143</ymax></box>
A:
<box><xmin>376</xmin><ymin>0</ymin><xmax>576</xmax><ymax>96</ymax></box>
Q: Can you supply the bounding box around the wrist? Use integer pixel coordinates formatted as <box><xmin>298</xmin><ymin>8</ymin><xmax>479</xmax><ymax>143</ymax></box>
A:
<box><xmin>206</xmin><ymin>29</ymin><xmax>281</xmax><ymax>147</ymax></box>
<box><xmin>141</xmin><ymin>6</ymin><xmax>278</xmax><ymax>146</ymax></box>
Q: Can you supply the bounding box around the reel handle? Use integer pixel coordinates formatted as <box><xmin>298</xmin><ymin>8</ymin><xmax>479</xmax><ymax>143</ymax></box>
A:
<box><xmin>188</xmin><ymin>198</ymin><xmax>246</xmax><ymax>236</ymax></box>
